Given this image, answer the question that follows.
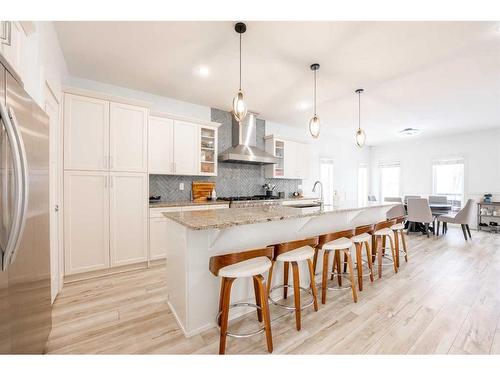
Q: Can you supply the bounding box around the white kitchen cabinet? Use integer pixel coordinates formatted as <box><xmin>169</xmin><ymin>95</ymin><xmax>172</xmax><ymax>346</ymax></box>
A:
<box><xmin>110</xmin><ymin>172</ymin><xmax>148</xmax><ymax>266</ymax></box>
<box><xmin>0</xmin><ymin>21</ymin><xmax>26</xmax><ymax>79</ymax></box>
<box><xmin>148</xmin><ymin>116</ymin><xmax>174</xmax><ymax>174</ymax></box>
<box><xmin>64</xmin><ymin>94</ymin><xmax>110</xmax><ymax>171</ymax></box>
<box><xmin>64</xmin><ymin>171</ymin><xmax>110</xmax><ymax>275</ymax></box>
<box><xmin>265</xmin><ymin>136</ymin><xmax>308</xmax><ymax>179</ymax></box>
<box><xmin>148</xmin><ymin>115</ymin><xmax>220</xmax><ymax>177</ymax></box>
<box><xmin>110</xmin><ymin>102</ymin><xmax>148</xmax><ymax>172</ymax></box>
<box><xmin>173</xmin><ymin>120</ymin><xmax>199</xmax><ymax>175</ymax></box>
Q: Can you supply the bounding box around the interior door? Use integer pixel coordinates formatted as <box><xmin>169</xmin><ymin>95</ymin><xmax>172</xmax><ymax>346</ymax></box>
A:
<box><xmin>173</xmin><ymin>120</ymin><xmax>198</xmax><ymax>175</ymax></box>
<box><xmin>110</xmin><ymin>102</ymin><xmax>148</xmax><ymax>172</ymax></box>
<box><xmin>64</xmin><ymin>94</ymin><xmax>109</xmax><ymax>171</ymax></box>
<box><xmin>148</xmin><ymin>116</ymin><xmax>173</xmax><ymax>174</ymax></box>
<box><xmin>64</xmin><ymin>170</ymin><xmax>110</xmax><ymax>274</ymax></box>
<box><xmin>109</xmin><ymin>172</ymin><xmax>147</xmax><ymax>266</ymax></box>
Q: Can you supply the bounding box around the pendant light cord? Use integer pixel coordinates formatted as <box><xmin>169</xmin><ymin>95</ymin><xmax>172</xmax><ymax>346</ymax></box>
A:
<box><xmin>239</xmin><ymin>33</ymin><xmax>242</xmax><ymax>90</ymax></box>
<box><xmin>313</xmin><ymin>70</ymin><xmax>317</xmax><ymax>116</ymax></box>
<box><xmin>358</xmin><ymin>90</ymin><xmax>361</xmax><ymax>131</ymax></box>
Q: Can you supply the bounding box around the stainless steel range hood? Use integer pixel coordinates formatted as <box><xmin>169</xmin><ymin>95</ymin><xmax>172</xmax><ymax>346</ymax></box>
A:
<box><xmin>218</xmin><ymin>112</ymin><xmax>279</xmax><ymax>165</ymax></box>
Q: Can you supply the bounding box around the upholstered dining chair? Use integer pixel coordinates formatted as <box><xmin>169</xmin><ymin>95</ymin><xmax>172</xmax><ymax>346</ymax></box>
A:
<box><xmin>406</xmin><ymin>198</ymin><xmax>434</xmax><ymax>237</ymax></box>
<box><xmin>386</xmin><ymin>203</ymin><xmax>406</xmax><ymax>220</ymax></box>
<box><xmin>428</xmin><ymin>195</ymin><xmax>448</xmax><ymax>205</ymax></box>
<box><xmin>436</xmin><ymin>199</ymin><xmax>476</xmax><ymax>241</ymax></box>
<box><xmin>404</xmin><ymin>195</ymin><xmax>421</xmax><ymax>204</ymax></box>
<box><xmin>385</xmin><ymin>197</ymin><xmax>403</xmax><ymax>203</ymax></box>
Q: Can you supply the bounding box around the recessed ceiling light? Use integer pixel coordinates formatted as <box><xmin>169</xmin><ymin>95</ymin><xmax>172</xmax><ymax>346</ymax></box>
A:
<box><xmin>197</xmin><ymin>66</ymin><xmax>210</xmax><ymax>77</ymax></box>
<box><xmin>398</xmin><ymin>128</ymin><xmax>421</xmax><ymax>137</ymax></box>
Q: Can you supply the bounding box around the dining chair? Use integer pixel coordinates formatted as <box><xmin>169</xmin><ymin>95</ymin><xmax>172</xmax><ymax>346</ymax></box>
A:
<box><xmin>406</xmin><ymin>198</ymin><xmax>434</xmax><ymax>237</ymax></box>
<box><xmin>428</xmin><ymin>195</ymin><xmax>448</xmax><ymax>205</ymax></box>
<box><xmin>386</xmin><ymin>204</ymin><xmax>406</xmax><ymax>220</ymax></box>
<box><xmin>384</xmin><ymin>197</ymin><xmax>403</xmax><ymax>203</ymax></box>
<box><xmin>436</xmin><ymin>199</ymin><xmax>476</xmax><ymax>241</ymax></box>
<box><xmin>404</xmin><ymin>195</ymin><xmax>421</xmax><ymax>204</ymax></box>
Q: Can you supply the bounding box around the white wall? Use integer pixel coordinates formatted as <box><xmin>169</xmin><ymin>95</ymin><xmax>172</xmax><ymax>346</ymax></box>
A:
<box><xmin>65</xmin><ymin>77</ymin><xmax>211</xmax><ymax>121</ymax></box>
<box><xmin>266</xmin><ymin>121</ymin><xmax>370</xmax><ymax>203</ymax></box>
<box><xmin>19</xmin><ymin>21</ymin><xmax>69</xmax><ymax>107</ymax></box>
<box><xmin>369</xmin><ymin>128</ymin><xmax>500</xmax><ymax>204</ymax></box>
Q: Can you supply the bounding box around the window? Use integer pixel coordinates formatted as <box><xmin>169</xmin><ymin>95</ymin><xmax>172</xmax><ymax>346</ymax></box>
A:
<box><xmin>378</xmin><ymin>161</ymin><xmax>401</xmax><ymax>201</ymax></box>
<box><xmin>358</xmin><ymin>163</ymin><xmax>368</xmax><ymax>206</ymax></box>
<box><xmin>432</xmin><ymin>158</ymin><xmax>464</xmax><ymax>207</ymax></box>
<box><xmin>319</xmin><ymin>158</ymin><xmax>334</xmax><ymax>206</ymax></box>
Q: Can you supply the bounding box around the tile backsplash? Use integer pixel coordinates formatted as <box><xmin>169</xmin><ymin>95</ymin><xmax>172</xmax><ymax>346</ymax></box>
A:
<box><xmin>149</xmin><ymin>108</ymin><xmax>301</xmax><ymax>201</ymax></box>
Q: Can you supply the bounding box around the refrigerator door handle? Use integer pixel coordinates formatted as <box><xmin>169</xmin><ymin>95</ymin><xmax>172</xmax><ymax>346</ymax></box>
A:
<box><xmin>4</xmin><ymin>106</ymin><xmax>29</xmax><ymax>267</ymax></box>
<box><xmin>0</xmin><ymin>101</ymin><xmax>23</xmax><ymax>270</ymax></box>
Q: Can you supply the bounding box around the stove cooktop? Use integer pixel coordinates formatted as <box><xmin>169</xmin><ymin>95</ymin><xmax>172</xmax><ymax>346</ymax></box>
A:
<box><xmin>217</xmin><ymin>195</ymin><xmax>280</xmax><ymax>202</ymax></box>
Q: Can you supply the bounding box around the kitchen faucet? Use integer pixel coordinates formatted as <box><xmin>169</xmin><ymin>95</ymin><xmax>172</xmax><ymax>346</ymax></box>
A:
<box><xmin>312</xmin><ymin>181</ymin><xmax>324</xmax><ymax>208</ymax></box>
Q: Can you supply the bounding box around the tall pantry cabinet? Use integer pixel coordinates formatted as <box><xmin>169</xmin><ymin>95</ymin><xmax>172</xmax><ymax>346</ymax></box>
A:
<box><xmin>63</xmin><ymin>93</ymin><xmax>148</xmax><ymax>275</ymax></box>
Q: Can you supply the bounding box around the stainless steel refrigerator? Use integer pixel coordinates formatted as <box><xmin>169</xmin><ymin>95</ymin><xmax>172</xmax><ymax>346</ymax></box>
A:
<box><xmin>0</xmin><ymin>58</ymin><xmax>52</xmax><ymax>353</ymax></box>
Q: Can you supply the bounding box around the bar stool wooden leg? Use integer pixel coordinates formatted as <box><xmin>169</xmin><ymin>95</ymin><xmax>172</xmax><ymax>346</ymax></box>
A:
<box><xmin>218</xmin><ymin>278</ymin><xmax>225</xmax><ymax>326</ymax></box>
<box><xmin>253</xmin><ymin>275</ymin><xmax>273</xmax><ymax>353</ymax></box>
<box><xmin>330</xmin><ymin>251</ymin><xmax>336</xmax><ymax>281</ymax></box>
<box><xmin>321</xmin><ymin>250</ymin><xmax>330</xmax><ymax>304</ymax></box>
<box><xmin>376</xmin><ymin>236</ymin><xmax>383</xmax><ymax>279</ymax></box>
<box><xmin>291</xmin><ymin>261</ymin><xmax>301</xmax><ymax>331</ymax></box>
<box><xmin>312</xmin><ymin>247</ymin><xmax>319</xmax><ymax>274</ymax></box>
<box><xmin>283</xmin><ymin>261</ymin><xmax>289</xmax><ymax>299</ymax></box>
<box><xmin>253</xmin><ymin>276</ymin><xmax>263</xmax><ymax>323</ymax></box>
<box><xmin>336</xmin><ymin>250</ymin><xmax>343</xmax><ymax>286</ymax></box>
<box><xmin>393</xmin><ymin>230</ymin><xmax>400</xmax><ymax>268</ymax></box>
<box><xmin>344</xmin><ymin>250</ymin><xmax>358</xmax><ymax>303</ymax></box>
<box><xmin>266</xmin><ymin>261</ymin><xmax>275</xmax><ymax>296</ymax></box>
<box><xmin>219</xmin><ymin>277</ymin><xmax>235</xmax><ymax>355</ymax></box>
<box><xmin>355</xmin><ymin>242</ymin><xmax>363</xmax><ymax>291</ymax></box>
<box><xmin>401</xmin><ymin>230</ymin><xmax>408</xmax><ymax>262</ymax></box>
<box><xmin>388</xmin><ymin>235</ymin><xmax>398</xmax><ymax>274</ymax></box>
<box><xmin>364</xmin><ymin>241</ymin><xmax>374</xmax><ymax>282</ymax></box>
<box><xmin>306</xmin><ymin>258</ymin><xmax>319</xmax><ymax>311</ymax></box>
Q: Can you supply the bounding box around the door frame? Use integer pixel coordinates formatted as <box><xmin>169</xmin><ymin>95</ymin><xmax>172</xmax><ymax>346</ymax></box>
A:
<box><xmin>45</xmin><ymin>80</ymin><xmax>63</xmax><ymax>302</ymax></box>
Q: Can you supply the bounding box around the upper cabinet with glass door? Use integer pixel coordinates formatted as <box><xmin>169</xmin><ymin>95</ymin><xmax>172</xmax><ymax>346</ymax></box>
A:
<box><xmin>199</xmin><ymin>126</ymin><xmax>218</xmax><ymax>176</ymax></box>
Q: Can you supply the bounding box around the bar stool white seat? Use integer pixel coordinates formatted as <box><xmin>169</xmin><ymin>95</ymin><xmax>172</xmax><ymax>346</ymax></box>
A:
<box><xmin>276</xmin><ymin>245</ymin><xmax>314</xmax><ymax>262</ymax></box>
<box><xmin>209</xmin><ymin>247</ymin><xmax>274</xmax><ymax>355</ymax></box>
<box><xmin>372</xmin><ymin>220</ymin><xmax>398</xmax><ymax>278</ymax></box>
<box><xmin>352</xmin><ymin>232</ymin><xmax>371</xmax><ymax>243</ymax></box>
<box><xmin>267</xmin><ymin>238</ymin><xmax>319</xmax><ymax>331</ymax></box>
<box><xmin>219</xmin><ymin>257</ymin><xmax>272</xmax><ymax>278</ymax></box>
<box><xmin>352</xmin><ymin>225</ymin><xmax>375</xmax><ymax>291</ymax></box>
<box><xmin>317</xmin><ymin>229</ymin><xmax>358</xmax><ymax>304</ymax></box>
<box><xmin>390</xmin><ymin>222</ymin><xmax>405</xmax><ymax>231</ymax></box>
<box><xmin>323</xmin><ymin>237</ymin><xmax>353</xmax><ymax>250</ymax></box>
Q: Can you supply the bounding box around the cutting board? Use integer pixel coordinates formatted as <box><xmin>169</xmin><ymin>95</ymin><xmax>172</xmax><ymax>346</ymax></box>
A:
<box><xmin>192</xmin><ymin>181</ymin><xmax>215</xmax><ymax>202</ymax></box>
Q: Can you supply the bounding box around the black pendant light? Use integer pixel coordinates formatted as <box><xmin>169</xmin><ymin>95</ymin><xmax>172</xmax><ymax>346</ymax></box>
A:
<box><xmin>232</xmin><ymin>22</ymin><xmax>247</xmax><ymax>123</ymax></box>
<box><xmin>309</xmin><ymin>63</ymin><xmax>321</xmax><ymax>138</ymax></box>
<box><xmin>355</xmin><ymin>88</ymin><xmax>366</xmax><ymax>148</ymax></box>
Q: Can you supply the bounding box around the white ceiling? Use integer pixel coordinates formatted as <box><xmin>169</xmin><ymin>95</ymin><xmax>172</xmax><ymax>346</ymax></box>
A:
<box><xmin>54</xmin><ymin>21</ymin><xmax>500</xmax><ymax>145</ymax></box>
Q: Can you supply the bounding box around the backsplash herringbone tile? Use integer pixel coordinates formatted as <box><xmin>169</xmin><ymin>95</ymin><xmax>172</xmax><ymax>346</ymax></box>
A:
<box><xmin>149</xmin><ymin>108</ymin><xmax>300</xmax><ymax>201</ymax></box>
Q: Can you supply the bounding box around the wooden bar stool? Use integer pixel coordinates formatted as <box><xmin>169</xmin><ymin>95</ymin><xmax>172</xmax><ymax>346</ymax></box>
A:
<box><xmin>267</xmin><ymin>237</ymin><xmax>319</xmax><ymax>331</ymax></box>
<box><xmin>372</xmin><ymin>219</ymin><xmax>398</xmax><ymax>278</ymax></box>
<box><xmin>209</xmin><ymin>247</ymin><xmax>274</xmax><ymax>355</ymax></box>
<box><xmin>391</xmin><ymin>216</ymin><xmax>408</xmax><ymax>268</ymax></box>
<box><xmin>317</xmin><ymin>229</ymin><xmax>357</xmax><ymax>304</ymax></box>
<box><xmin>352</xmin><ymin>224</ymin><xmax>375</xmax><ymax>291</ymax></box>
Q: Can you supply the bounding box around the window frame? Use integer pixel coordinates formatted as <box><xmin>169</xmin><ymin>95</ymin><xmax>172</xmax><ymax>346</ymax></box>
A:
<box><xmin>378</xmin><ymin>161</ymin><xmax>401</xmax><ymax>202</ymax></box>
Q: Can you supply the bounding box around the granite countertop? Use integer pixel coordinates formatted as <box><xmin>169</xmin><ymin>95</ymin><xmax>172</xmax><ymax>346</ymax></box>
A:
<box><xmin>149</xmin><ymin>196</ymin><xmax>319</xmax><ymax>208</ymax></box>
<box><xmin>162</xmin><ymin>202</ymin><xmax>395</xmax><ymax>230</ymax></box>
<box><xmin>149</xmin><ymin>200</ymin><xmax>230</xmax><ymax>208</ymax></box>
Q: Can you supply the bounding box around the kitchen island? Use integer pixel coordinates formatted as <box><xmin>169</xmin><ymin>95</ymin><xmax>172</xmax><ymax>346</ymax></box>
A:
<box><xmin>164</xmin><ymin>202</ymin><xmax>395</xmax><ymax>336</ymax></box>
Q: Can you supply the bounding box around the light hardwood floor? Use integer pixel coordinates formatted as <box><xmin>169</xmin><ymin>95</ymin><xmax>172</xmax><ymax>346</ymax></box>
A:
<box><xmin>46</xmin><ymin>227</ymin><xmax>500</xmax><ymax>354</ymax></box>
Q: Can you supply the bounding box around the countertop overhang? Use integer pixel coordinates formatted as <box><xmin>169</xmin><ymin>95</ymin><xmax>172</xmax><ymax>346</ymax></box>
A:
<box><xmin>162</xmin><ymin>202</ymin><xmax>396</xmax><ymax>230</ymax></box>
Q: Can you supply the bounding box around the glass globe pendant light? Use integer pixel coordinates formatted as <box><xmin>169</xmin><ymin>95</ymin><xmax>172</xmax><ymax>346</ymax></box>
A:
<box><xmin>309</xmin><ymin>63</ymin><xmax>321</xmax><ymax>138</ymax></box>
<box><xmin>232</xmin><ymin>22</ymin><xmax>247</xmax><ymax>123</ymax></box>
<box><xmin>355</xmin><ymin>88</ymin><xmax>366</xmax><ymax>148</ymax></box>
